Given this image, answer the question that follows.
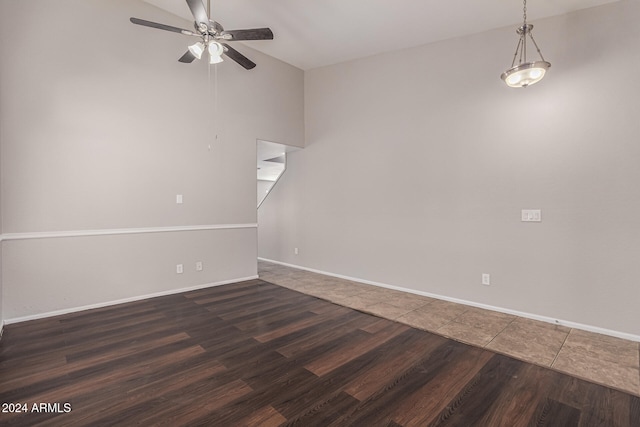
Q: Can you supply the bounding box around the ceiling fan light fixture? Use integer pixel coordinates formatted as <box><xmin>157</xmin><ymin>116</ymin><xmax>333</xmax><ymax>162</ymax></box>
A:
<box><xmin>129</xmin><ymin>0</ymin><xmax>270</xmax><ymax>69</ymax></box>
<box><xmin>502</xmin><ymin>0</ymin><xmax>550</xmax><ymax>88</ymax></box>
<box><xmin>188</xmin><ymin>41</ymin><xmax>205</xmax><ymax>60</ymax></box>
<box><xmin>208</xmin><ymin>41</ymin><xmax>224</xmax><ymax>64</ymax></box>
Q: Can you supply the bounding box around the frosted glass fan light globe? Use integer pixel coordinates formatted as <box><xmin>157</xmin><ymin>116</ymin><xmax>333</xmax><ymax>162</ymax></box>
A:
<box><xmin>208</xmin><ymin>42</ymin><xmax>224</xmax><ymax>64</ymax></box>
<box><xmin>188</xmin><ymin>42</ymin><xmax>205</xmax><ymax>60</ymax></box>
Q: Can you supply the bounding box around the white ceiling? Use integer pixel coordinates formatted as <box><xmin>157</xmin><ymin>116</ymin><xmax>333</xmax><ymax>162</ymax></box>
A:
<box><xmin>144</xmin><ymin>0</ymin><xmax>620</xmax><ymax>70</ymax></box>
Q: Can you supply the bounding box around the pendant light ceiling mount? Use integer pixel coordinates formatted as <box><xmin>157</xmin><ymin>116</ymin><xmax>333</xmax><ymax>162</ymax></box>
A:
<box><xmin>501</xmin><ymin>0</ymin><xmax>551</xmax><ymax>88</ymax></box>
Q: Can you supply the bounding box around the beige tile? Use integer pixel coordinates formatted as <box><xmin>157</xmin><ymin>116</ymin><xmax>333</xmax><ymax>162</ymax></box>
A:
<box><xmin>430</xmin><ymin>301</ymin><xmax>514</xmax><ymax>347</ymax></box>
<box><xmin>396</xmin><ymin>309</ymin><xmax>449</xmax><ymax>332</ymax></box>
<box><xmin>376</xmin><ymin>291</ymin><xmax>434</xmax><ymax>310</ymax></box>
<box><xmin>552</xmin><ymin>349</ymin><xmax>640</xmax><ymax>395</ymax></box>
<box><xmin>313</xmin><ymin>289</ymin><xmax>364</xmax><ymax>304</ymax></box>
<box><xmin>394</xmin><ymin>300</ymin><xmax>468</xmax><ymax>331</ymax></box>
<box><xmin>551</xmin><ymin>329</ymin><xmax>640</xmax><ymax>395</ymax></box>
<box><xmin>337</xmin><ymin>293</ymin><xmax>391</xmax><ymax>311</ymax></box>
<box><xmin>268</xmin><ymin>276</ymin><xmax>298</xmax><ymax>285</ymax></box>
<box><xmin>281</xmin><ymin>282</ymin><xmax>314</xmax><ymax>292</ymax></box>
<box><xmin>436</xmin><ymin>321</ymin><xmax>496</xmax><ymax>347</ymax></box>
<box><xmin>569</xmin><ymin>329</ymin><xmax>640</xmax><ymax>349</ymax></box>
<box><xmin>347</xmin><ymin>282</ymin><xmax>378</xmax><ymax>294</ymax></box>
<box><xmin>360</xmin><ymin>288</ymin><xmax>434</xmax><ymax>310</ymax></box>
<box><xmin>486</xmin><ymin>318</ymin><xmax>570</xmax><ymax>366</ymax></box>
<box><xmin>452</xmin><ymin>308</ymin><xmax>514</xmax><ymax>337</ymax></box>
<box><xmin>257</xmin><ymin>260</ymin><xmax>640</xmax><ymax>395</ymax></box>
<box><xmin>420</xmin><ymin>299</ymin><xmax>469</xmax><ymax>319</ymax></box>
<box><xmin>364</xmin><ymin>302</ymin><xmax>414</xmax><ymax>320</ymax></box>
<box><xmin>325</xmin><ymin>282</ymin><xmax>366</xmax><ymax>295</ymax></box>
<box><xmin>461</xmin><ymin>306</ymin><xmax>516</xmax><ymax>322</ymax></box>
<box><xmin>560</xmin><ymin>329</ymin><xmax>639</xmax><ymax>368</ymax></box>
<box><xmin>361</xmin><ymin>287</ymin><xmax>399</xmax><ymax>297</ymax></box>
<box><xmin>317</xmin><ymin>279</ymin><xmax>344</xmax><ymax>288</ymax></box>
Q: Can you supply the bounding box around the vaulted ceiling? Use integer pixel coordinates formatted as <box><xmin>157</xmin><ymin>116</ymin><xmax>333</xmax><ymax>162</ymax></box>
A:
<box><xmin>144</xmin><ymin>0</ymin><xmax>620</xmax><ymax>70</ymax></box>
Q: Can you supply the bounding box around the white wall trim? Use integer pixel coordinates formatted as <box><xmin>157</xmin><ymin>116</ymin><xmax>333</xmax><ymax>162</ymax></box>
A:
<box><xmin>0</xmin><ymin>223</ymin><xmax>258</xmax><ymax>242</ymax></box>
<box><xmin>259</xmin><ymin>257</ymin><xmax>640</xmax><ymax>343</ymax></box>
<box><xmin>3</xmin><ymin>275</ymin><xmax>259</xmax><ymax>325</ymax></box>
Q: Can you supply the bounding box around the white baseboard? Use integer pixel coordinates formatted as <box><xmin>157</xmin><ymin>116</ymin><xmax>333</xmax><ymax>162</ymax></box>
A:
<box><xmin>3</xmin><ymin>275</ymin><xmax>259</xmax><ymax>325</ymax></box>
<box><xmin>258</xmin><ymin>257</ymin><xmax>640</xmax><ymax>343</ymax></box>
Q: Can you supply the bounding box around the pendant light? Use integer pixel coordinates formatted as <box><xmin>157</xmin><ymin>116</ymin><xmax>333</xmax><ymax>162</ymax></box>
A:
<box><xmin>501</xmin><ymin>0</ymin><xmax>550</xmax><ymax>88</ymax></box>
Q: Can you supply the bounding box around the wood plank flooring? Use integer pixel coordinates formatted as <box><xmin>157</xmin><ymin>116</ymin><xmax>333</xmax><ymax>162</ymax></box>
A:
<box><xmin>1</xmin><ymin>279</ymin><xmax>638</xmax><ymax>426</ymax></box>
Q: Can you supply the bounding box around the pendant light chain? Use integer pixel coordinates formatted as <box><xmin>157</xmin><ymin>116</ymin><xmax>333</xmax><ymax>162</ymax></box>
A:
<box><xmin>522</xmin><ymin>0</ymin><xmax>527</xmax><ymax>66</ymax></box>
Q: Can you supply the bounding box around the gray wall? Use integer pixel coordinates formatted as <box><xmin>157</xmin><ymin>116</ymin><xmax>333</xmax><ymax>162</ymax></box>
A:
<box><xmin>258</xmin><ymin>179</ymin><xmax>273</xmax><ymax>206</ymax></box>
<box><xmin>259</xmin><ymin>0</ymin><xmax>640</xmax><ymax>337</ymax></box>
<box><xmin>0</xmin><ymin>0</ymin><xmax>303</xmax><ymax>321</ymax></box>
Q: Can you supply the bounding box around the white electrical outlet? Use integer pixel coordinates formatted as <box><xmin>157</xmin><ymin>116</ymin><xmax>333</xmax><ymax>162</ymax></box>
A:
<box><xmin>482</xmin><ymin>273</ymin><xmax>491</xmax><ymax>286</ymax></box>
<box><xmin>196</xmin><ymin>261</ymin><xmax>203</xmax><ymax>271</ymax></box>
<box><xmin>176</xmin><ymin>194</ymin><xmax>183</xmax><ymax>204</ymax></box>
<box><xmin>294</xmin><ymin>247</ymin><xmax>299</xmax><ymax>255</ymax></box>
<box><xmin>176</xmin><ymin>264</ymin><xmax>183</xmax><ymax>274</ymax></box>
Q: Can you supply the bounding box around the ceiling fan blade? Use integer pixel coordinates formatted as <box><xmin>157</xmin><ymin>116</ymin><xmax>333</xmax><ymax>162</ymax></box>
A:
<box><xmin>130</xmin><ymin>17</ymin><xmax>197</xmax><ymax>36</ymax></box>
<box><xmin>178</xmin><ymin>50</ymin><xmax>197</xmax><ymax>63</ymax></box>
<box><xmin>221</xmin><ymin>43</ymin><xmax>256</xmax><ymax>70</ymax></box>
<box><xmin>220</xmin><ymin>28</ymin><xmax>273</xmax><ymax>41</ymax></box>
<box><xmin>186</xmin><ymin>0</ymin><xmax>209</xmax><ymax>28</ymax></box>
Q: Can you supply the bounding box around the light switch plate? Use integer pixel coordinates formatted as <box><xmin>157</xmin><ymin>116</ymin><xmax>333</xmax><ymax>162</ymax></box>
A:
<box><xmin>521</xmin><ymin>209</ymin><xmax>541</xmax><ymax>222</ymax></box>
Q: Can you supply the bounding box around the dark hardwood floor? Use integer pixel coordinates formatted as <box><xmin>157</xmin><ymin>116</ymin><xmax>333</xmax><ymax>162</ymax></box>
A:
<box><xmin>1</xmin><ymin>279</ymin><xmax>638</xmax><ymax>426</ymax></box>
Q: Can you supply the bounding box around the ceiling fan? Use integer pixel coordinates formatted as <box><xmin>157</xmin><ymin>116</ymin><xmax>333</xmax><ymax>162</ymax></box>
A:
<box><xmin>130</xmin><ymin>0</ymin><xmax>273</xmax><ymax>69</ymax></box>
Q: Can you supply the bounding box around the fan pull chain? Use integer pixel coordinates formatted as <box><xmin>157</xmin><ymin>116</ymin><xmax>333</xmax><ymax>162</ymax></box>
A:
<box><xmin>210</xmin><ymin>0</ymin><xmax>219</xmax><ymax>148</ymax></box>
<box><xmin>208</xmin><ymin>59</ymin><xmax>211</xmax><ymax>150</ymax></box>
<box><xmin>214</xmin><ymin>61</ymin><xmax>218</xmax><ymax>144</ymax></box>
<box><xmin>207</xmin><ymin>61</ymin><xmax>219</xmax><ymax>149</ymax></box>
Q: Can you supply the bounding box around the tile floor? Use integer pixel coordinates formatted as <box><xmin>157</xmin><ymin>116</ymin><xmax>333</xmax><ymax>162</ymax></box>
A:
<box><xmin>258</xmin><ymin>260</ymin><xmax>640</xmax><ymax>396</ymax></box>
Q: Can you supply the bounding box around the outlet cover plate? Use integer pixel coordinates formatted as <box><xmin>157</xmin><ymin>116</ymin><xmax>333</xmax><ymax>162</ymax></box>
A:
<box><xmin>482</xmin><ymin>273</ymin><xmax>490</xmax><ymax>286</ymax></box>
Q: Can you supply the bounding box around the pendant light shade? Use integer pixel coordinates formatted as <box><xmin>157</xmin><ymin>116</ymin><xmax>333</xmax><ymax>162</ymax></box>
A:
<box><xmin>502</xmin><ymin>1</ymin><xmax>550</xmax><ymax>88</ymax></box>
<box><xmin>502</xmin><ymin>60</ymin><xmax>549</xmax><ymax>88</ymax></box>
